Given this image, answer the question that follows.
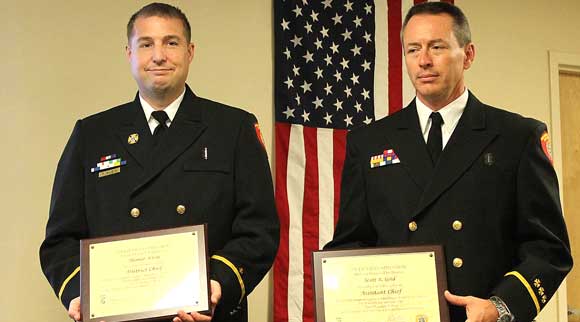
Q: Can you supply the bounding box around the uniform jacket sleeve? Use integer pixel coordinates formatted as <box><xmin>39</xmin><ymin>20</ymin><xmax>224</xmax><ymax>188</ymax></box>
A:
<box><xmin>492</xmin><ymin>123</ymin><xmax>572</xmax><ymax>322</ymax></box>
<box><xmin>40</xmin><ymin>120</ymin><xmax>88</xmax><ymax>308</ymax></box>
<box><xmin>209</xmin><ymin>113</ymin><xmax>279</xmax><ymax>317</ymax></box>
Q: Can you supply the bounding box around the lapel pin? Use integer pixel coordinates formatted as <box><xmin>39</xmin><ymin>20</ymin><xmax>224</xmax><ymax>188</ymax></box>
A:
<box><xmin>127</xmin><ymin>133</ymin><xmax>139</xmax><ymax>145</ymax></box>
<box><xmin>370</xmin><ymin>149</ymin><xmax>400</xmax><ymax>168</ymax></box>
<box><xmin>203</xmin><ymin>147</ymin><xmax>208</xmax><ymax>160</ymax></box>
<box><xmin>483</xmin><ymin>153</ymin><xmax>494</xmax><ymax>166</ymax></box>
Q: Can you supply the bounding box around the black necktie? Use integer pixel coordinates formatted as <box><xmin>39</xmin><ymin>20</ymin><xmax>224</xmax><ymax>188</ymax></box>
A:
<box><xmin>427</xmin><ymin>112</ymin><xmax>444</xmax><ymax>164</ymax></box>
<box><xmin>151</xmin><ymin>110</ymin><xmax>169</xmax><ymax>146</ymax></box>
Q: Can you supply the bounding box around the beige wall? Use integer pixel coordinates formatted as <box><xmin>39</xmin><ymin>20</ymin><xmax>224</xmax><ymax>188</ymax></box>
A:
<box><xmin>0</xmin><ymin>1</ymin><xmax>578</xmax><ymax>322</ymax></box>
<box><xmin>463</xmin><ymin>0</ymin><xmax>580</xmax><ymax>122</ymax></box>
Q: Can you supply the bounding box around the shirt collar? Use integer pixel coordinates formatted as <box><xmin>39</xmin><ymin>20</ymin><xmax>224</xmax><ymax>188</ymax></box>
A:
<box><xmin>139</xmin><ymin>89</ymin><xmax>186</xmax><ymax>132</ymax></box>
<box><xmin>416</xmin><ymin>89</ymin><xmax>469</xmax><ymax>138</ymax></box>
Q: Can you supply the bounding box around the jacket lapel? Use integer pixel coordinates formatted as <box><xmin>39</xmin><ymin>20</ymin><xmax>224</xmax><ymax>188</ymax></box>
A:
<box><xmin>115</xmin><ymin>96</ymin><xmax>153</xmax><ymax>169</ymax></box>
<box><xmin>385</xmin><ymin>102</ymin><xmax>434</xmax><ymax>191</ymax></box>
<box><xmin>411</xmin><ymin>93</ymin><xmax>498</xmax><ymax>217</ymax></box>
<box><xmin>132</xmin><ymin>88</ymin><xmax>207</xmax><ymax>195</ymax></box>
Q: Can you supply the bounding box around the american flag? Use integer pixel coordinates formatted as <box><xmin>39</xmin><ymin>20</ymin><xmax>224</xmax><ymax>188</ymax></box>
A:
<box><xmin>273</xmin><ymin>1</ymin><xmax>454</xmax><ymax>321</ymax></box>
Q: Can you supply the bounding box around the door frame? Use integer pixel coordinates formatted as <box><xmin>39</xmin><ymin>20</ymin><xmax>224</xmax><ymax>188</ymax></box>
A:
<box><xmin>548</xmin><ymin>50</ymin><xmax>580</xmax><ymax>321</ymax></box>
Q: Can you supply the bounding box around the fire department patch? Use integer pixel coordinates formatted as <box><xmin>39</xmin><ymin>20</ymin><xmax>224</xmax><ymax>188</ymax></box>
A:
<box><xmin>254</xmin><ymin>123</ymin><xmax>265</xmax><ymax>149</ymax></box>
<box><xmin>540</xmin><ymin>131</ymin><xmax>553</xmax><ymax>165</ymax></box>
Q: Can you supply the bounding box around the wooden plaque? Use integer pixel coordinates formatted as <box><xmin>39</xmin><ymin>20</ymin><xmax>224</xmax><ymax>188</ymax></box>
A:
<box><xmin>312</xmin><ymin>245</ymin><xmax>450</xmax><ymax>322</ymax></box>
<box><xmin>80</xmin><ymin>225</ymin><xmax>210</xmax><ymax>322</ymax></box>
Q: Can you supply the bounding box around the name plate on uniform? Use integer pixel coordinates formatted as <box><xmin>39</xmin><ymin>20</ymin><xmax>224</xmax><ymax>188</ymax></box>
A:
<box><xmin>80</xmin><ymin>225</ymin><xmax>210</xmax><ymax>322</ymax></box>
<box><xmin>312</xmin><ymin>245</ymin><xmax>449</xmax><ymax>322</ymax></box>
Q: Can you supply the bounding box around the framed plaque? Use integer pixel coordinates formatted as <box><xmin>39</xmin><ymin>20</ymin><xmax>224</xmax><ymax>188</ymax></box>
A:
<box><xmin>80</xmin><ymin>225</ymin><xmax>210</xmax><ymax>322</ymax></box>
<box><xmin>312</xmin><ymin>245</ymin><xmax>449</xmax><ymax>322</ymax></box>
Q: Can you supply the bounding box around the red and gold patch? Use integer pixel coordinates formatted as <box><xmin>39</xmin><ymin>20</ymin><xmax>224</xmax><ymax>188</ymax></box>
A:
<box><xmin>254</xmin><ymin>123</ymin><xmax>265</xmax><ymax>148</ymax></box>
<box><xmin>540</xmin><ymin>131</ymin><xmax>553</xmax><ymax>165</ymax></box>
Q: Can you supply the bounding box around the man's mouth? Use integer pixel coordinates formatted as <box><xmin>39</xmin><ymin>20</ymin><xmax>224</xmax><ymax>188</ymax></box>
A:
<box><xmin>146</xmin><ymin>68</ymin><xmax>173</xmax><ymax>74</ymax></box>
<box><xmin>417</xmin><ymin>73</ymin><xmax>439</xmax><ymax>82</ymax></box>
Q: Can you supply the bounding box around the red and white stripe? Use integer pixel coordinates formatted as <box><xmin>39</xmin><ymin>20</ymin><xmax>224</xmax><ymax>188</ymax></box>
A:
<box><xmin>274</xmin><ymin>123</ymin><xmax>347</xmax><ymax>322</ymax></box>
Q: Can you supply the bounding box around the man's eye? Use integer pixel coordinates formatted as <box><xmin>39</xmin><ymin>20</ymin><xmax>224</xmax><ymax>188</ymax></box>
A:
<box><xmin>168</xmin><ymin>41</ymin><xmax>179</xmax><ymax>46</ymax></box>
<box><xmin>139</xmin><ymin>43</ymin><xmax>152</xmax><ymax>48</ymax></box>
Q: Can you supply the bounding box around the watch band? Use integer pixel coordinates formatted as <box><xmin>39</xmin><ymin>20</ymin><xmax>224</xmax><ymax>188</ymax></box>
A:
<box><xmin>490</xmin><ymin>296</ymin><xmax>514</xmax><ymax>322</ymax></box>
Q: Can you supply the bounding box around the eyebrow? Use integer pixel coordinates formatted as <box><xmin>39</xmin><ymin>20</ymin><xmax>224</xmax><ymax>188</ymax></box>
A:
<box><xmin>405</xmin><ymin>38</ymin><xmax>448</xmax><ymax>47</ymax></box>
<box><xmin>135</xmin><ymin>35</ymin><xmax>183</xmax><ymax>43</ymax></box>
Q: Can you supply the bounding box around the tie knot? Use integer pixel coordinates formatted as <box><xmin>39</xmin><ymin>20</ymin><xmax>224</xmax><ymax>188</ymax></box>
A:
<box><xmin>151</xmin><ymin>110</ymin><xmax>169</xmax><ymax>128</ymax></box>
<box><xmin>430</xmin><ymin>112</ymin><xmax>443</xmax><ymax>127</ymax></box>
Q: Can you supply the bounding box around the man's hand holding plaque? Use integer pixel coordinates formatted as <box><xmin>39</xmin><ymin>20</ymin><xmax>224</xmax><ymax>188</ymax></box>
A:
<box><xmin>68</xmin><ymin>297</ymin><xmax>82</xmax><ymax>321</ymax></box>
<box><xmin>444</xmin><ymin>291</ymin><xmax>499</xmax><ymax>322</ymax></box>
<box><xmin>173</xmin><ymin>280</ymin><xmax>221</xmax><ymax>322</ymax></box>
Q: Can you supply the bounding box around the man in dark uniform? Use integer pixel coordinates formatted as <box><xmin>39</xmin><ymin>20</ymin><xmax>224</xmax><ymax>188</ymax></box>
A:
<box><xmin>39</xmin><ymin>3</ymin><xmax>279</xmax><ymax>322</ymax></box>
<box><xmin>325</xmin><ymin>3</ymin><xmax>572</xmax><ymax>322</ymax></box>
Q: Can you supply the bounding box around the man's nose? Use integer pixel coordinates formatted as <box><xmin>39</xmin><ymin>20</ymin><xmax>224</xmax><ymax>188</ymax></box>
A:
<box><xmin>152</xmin><ymin>45</ymin><xmax>167</xmax><ymax>64</ymax></box>
<box><xmin>418</xmin><ymin>49</ymin><xmax>433</xmax><ymax>68</ymax></box>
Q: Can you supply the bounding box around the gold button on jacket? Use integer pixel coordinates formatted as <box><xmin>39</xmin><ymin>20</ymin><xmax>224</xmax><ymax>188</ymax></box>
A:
<box><xmin>176</xmin><ymin>205</ymin><xmax>186</xmax><ymax>215</ymax></box>
<box><xmin>408</xmin><ymin>221</ymin><xmax>418</xmax><ymax>232</ymax></box>
<box><xmin>452</xmin><ymin>220</ymin><xmax>463</xmax><ymax>231</ymax></box>
<box><xmin>453</xmin><ymin>257</ymin><xmax>463</xmax><ymax>268</ymax></box>
<box><xmin>130</xmin><ymin>208</ymin><xmax>140</xmax><ymax>218</ymax></box>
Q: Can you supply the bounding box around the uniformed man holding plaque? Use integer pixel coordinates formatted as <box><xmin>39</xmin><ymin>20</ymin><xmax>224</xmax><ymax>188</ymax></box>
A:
<box><xmin>325</xmin><ymin>2</ymin><xmax>572</xmax><ymax>322</ymax></box>
<box><xmin>39</xmin><ymin>3</ymin><xmax>279</xmax><ymax>322</ymax></box>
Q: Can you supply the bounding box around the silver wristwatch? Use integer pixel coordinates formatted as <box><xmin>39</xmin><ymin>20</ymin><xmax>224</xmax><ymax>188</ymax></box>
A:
<box><xmin>489</xmin><ymin>296</ymin><xmax>514</xmax><ymax>322</ymax></box>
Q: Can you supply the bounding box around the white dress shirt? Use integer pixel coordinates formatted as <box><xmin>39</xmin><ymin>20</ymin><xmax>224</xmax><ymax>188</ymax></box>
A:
<box><xmin>416</xmin><ymin>89</ymin><xmax>469</xmax><ymax>149</ymax></box>
<box><xmin>139</xmin><ymin>89</ymin><xmax>186</xmax><ymax>134</ymax></box>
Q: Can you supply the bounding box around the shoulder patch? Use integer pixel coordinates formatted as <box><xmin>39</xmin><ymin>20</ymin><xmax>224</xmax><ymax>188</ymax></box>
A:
<box><xmin>254</xmin><ymin>123</ymin><xmax>265</xmax><ymax>149</ymax></box>
<box><xmin>540</xmin><ymin>131</ymin><xmax>553</xmax><ymax>165</ymax></box>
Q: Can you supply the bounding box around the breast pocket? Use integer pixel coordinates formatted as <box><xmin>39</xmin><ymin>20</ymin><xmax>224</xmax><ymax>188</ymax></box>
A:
<box><xmin>183</xmin><ymin>159</ymin><xmax>231</xmax><ymax>173</ymax></box>
<box><xmin>179</xmin><ymin>158</ymin><xmax>233</xmax><ymax>218</ymax></box>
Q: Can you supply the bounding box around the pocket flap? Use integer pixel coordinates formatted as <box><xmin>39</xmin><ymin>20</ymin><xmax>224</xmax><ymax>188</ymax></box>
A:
<box><xmin>183</xmin><ymin>159</ymin><xmax>230</xmax><ymax>173</ymax></box>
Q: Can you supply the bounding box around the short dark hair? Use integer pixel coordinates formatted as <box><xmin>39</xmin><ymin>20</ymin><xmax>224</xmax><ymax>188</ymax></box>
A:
<box><xmin>127</xmin><ymin>2</ymin><xmax>191</xmax><ymax>43</ymax></box>
<box><xmin>402</xmin><ymin>2</ymin><xmax>471</xmax><ymax>47</ymax></box>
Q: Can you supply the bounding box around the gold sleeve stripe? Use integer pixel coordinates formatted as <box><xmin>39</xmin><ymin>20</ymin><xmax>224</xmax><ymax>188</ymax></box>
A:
<box><xmin>211</xmin><ymin>255</ymin><xmax>245</xmax><ymax>303</ymax></box>
<box><xmin>58</xmin><ymin>266</ymin><xmax>80</xmax><ymax>301</ymax></box>
<box><xmin>504</xmin><ymin>271</ymin><xmax>540</xmax><ymax>314</ymax></box>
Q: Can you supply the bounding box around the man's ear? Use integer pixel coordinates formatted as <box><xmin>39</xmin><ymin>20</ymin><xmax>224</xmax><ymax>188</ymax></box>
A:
<box><xmin>125</xmin><ymin>45</ymin><xmax>132</xmax><ymax>62</ymax></box>
<box><xmin>187</xmin><ymin>42</ymin><xmax>195</xmax><ymax>62</ymax></box>
<box><xmin>463</xmin><ymin>42</ymin><xmax>475</xmax><ymax>70</ymax></box>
